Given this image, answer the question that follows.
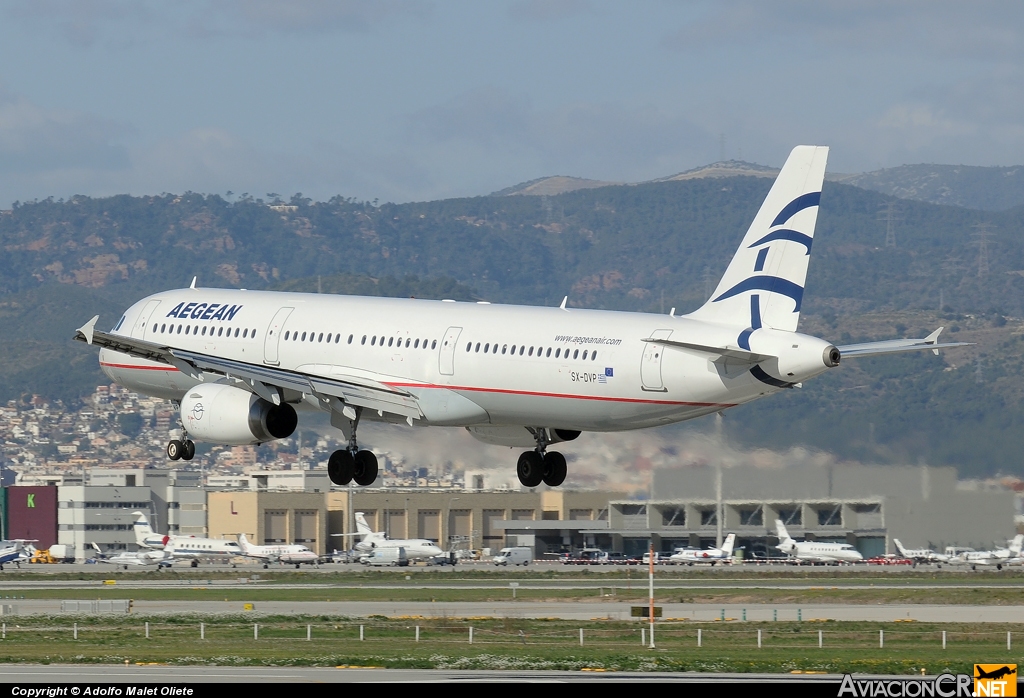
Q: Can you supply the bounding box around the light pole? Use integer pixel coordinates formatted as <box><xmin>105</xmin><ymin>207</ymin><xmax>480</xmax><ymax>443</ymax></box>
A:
<box><xmin>405</xmin><ymin>497</ymin><xmax>410</xmax><ymax>539</ymax></box>
<box><xmin>385</xmin><ymin>499</ymin><xmax>390</xmax><ymax>539</ymax></box>
<box><xmin>445</xmin><ymin>497</ymin><xmax>460</xmax><ymax>550</ymax></box>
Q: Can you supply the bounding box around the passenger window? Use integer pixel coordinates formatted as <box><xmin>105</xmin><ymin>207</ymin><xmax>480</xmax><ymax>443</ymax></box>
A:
<box><xmin>218</xmin><ymin>327</ymin><xmax>224</xmax><ymax>337</ymax></box>
<box><xmin>234</xmin><ymin>328</ymin><xmax>239</xmax><ymax>337</ymax></box>
<box><xmin>582</xmin><ymin>350</ymin><xmax>587</xmax><ymax>360</ymax></box>
<box><xmin>152</xmin><ymin>323</ymin><xmax>157</xmax><ymax>333</ymax></box>
<box><xmin>301</xmin><ymin>332</ymin><xmax>307</xmax><ymax>341</ymax></box>
<box><xmin>336</xmin><ymin>334</ymin><xmax>341</xmax><ymax>343</ymax></box>
<box><xmin>475</xmin><ymin>343</ymin><xmax>480</xmax><ymax>352</ymax></box>
<box><xmin>555</xmin><ymin>348</ymin><xmax>560</xmax><ymax>358</ymax></box>
<box><xmin>573</xmin><ymin>349</ymin><xmax>579</xmax><ymax>359</ymax></box>
<box><xmin>415</xmin><ymin>339</ymin><xmax>420</xmax><ymax>348</ymax></box>
<box><xmin>349</xmin><ymin>334</ymin><xmax>354</xmax><ymax>344</ymax></box>
<box><xmin>484</xmin><ymin>343</ymin><xmax>490</xmax><ymax>353</ymax></box>
<box><xmin>546</xmin><ymin>348</ymin><xmax>551</xmax><ymax>357</ymax></box>
<box><xmin>519</xmin><ymin>346</ymin><xmax>525</xmax><ymax>356</ymax></box>
<box><xmin>185</xmin><ymin>326</ymin><xmax>191</xmax><ymax>335</ymax></box>
<box><xmin>371</xmin><ymin>336</ymin><xmax>376</xmax><ymax>345</ymax></box>
<box><xmin>243</xmin><ymin>329</ymin><xmax>248</xmax><ymax>338</ymax></box>
<box><xmin>202</xmin><ymin>326</ymin><xmax>207</xmax><ymax>336</ymax></box>
<box><xmin>466</xmin><ymin>342</ymin><xmax>471</xmax><ymax>352</ymax></box>
<box><xmin>592</xmin><ymin>351</ymin><xmax>597</xmax><ymax>361</ymax></box>
<box><xmin>252</xmin><ymin>330</ymin><xmax>256</xmax><ymax>339</ymax></box>
<box><xmin>431</xmin><ymin>340</ymin><xmax>437</xmax><ymax>349</ymax></box>
<box><xmin>388</xmin><ymin>337</ymin><xmax>394</xmax><ymax>347</ymax></box>
<box><xmin>361</xmin><ymin>335</ymin><xmax>367</xmax><ymax>345</ymax></box>
<box><xmin>406</xmin><ymin>338</ymin><xmax>411</xmax><ymax>348</ymax></box>
<box><xmin>502</xmin><ymin>345</ymin><xmax>507</xmax><ymax>355</ymax></box>
<box><xmin>326</xmin><ymin>333</ymin><xmax>331</xmax><ymax>342</ymax></box>
<box><xmin>285</xmin><ymin>331</ymin><xmax>290</xmax><ymax>340</ymax></box>
<box><xmin>160</xmin><ymin>324</ymin><xmax>166</xmax><ymax>333</ymax></box>
<box><xmin>528</xmin><ymin>347</ymin><xmax>534</xmax><ymax>356</ymax></box>
<box><xmin>318</xmin><ymin>333</ymin><xmax>323</xmax><ymax>342</ymax></box>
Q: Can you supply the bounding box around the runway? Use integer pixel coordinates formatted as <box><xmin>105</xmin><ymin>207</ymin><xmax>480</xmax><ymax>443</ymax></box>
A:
<box><xmin>2</xmin><ymin>598</ymin><xmax>1021</xmax><ymax>622</ymax></box>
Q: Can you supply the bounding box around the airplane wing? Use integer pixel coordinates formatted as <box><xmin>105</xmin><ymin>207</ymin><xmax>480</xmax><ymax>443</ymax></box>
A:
<box><xmin>838</xmin><ymin>327</ymin><xmax>971</xmax><ymax>359</ymax></box>
<box><xmin>74</xmin><ymin>316</ymin><xmax>423</xmax><ymax>420</ymax></box>
<box><xmin>642</xmin><ymin>338</ymin><xmax>774</xmax><ymax>364</ymax></box>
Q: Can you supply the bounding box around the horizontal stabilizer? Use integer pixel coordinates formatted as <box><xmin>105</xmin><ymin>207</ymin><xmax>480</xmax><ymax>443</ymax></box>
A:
<box><xmin>642</xmin><ymin>338</ymin><xmax>775</xmax><ymax>364</ymax></box>
<box><xmin>838</xmin><ymin>327</ymin><xmax>971</xmax><ymax>359</ymax></box>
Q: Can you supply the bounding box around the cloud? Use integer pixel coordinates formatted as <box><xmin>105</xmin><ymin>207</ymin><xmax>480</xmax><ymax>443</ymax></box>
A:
<box><xmin>0</xmin><ymin>86</ymin><xmax>130</xmax><ymax>174</ymax></box>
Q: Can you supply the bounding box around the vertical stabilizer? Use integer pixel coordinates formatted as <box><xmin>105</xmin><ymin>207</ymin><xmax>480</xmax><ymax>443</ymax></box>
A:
<box><xmin>133</xmin><ymin>511</ymin><xmax>154</xmax><ymax>547</ymax></box>
<box><xmin>721</xmin><ymin>533</ymin><xmax>736</xmax><ymax>557</ymax></box>
<box><xmin>775</xmin><ymin>519</ymin><xmax>793</xmax><ymax>543</ymax></box>
<box><xmin>1010</xmin><ymin>534</ymin><xmax>1023</xmax><ymax>555</ymax></box>
<box><xmin>238</xmin><ymin>533</ymin><xmax>252</xmax><ymax>554</ymax></box>
<box><xmin>893</xmin><ymin>539</ymin><xmax>909</xmax><ymax>557</ymax></box>
<box><xmin>355</xmin><ymin>512</ymin><xmax>373</xmax><ymax>540</ymax></box>
<box><xmin>689</xmin><ymin>145</ymin><xmax>829</xmax><ymax>332</ymax></box>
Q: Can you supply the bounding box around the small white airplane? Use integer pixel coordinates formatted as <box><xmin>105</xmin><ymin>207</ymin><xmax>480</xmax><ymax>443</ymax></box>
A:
<box><xmin>90</xmin><ymin>542</ymin><xmax>174</xmax><ymax>569</ymax></box>
<box><xmin>74</xmin><ymin>145</ymin><xmax>968</xmax><ymax>489</ymax></box>
<box><xmin>950</xmin><ymin>535</ymin><xmax>1024</xmax><ymax>570</ymax></box>
<box><xmin>775</xmin><ymin>521</ymin><xmax>864</xmax><ymax>564</ymax></box>
<box><xmin>237</xmin><ymin>533</ymin><xmax>319</xmax><ymax>568</ymax></box>
<box><xmin>134</xmin><ymin>511</ymin><xmax>243</xmax><ymax>566</ymax></box>
<box><xmin>893</xmin><ymin>539</ymin><xmax>951</xmax><ymax>566</ymax></box>
<box><xmin>669</xmin><ymin>533</ymin><xmax>737</xmax><ymax>565</ymax></box>
<box><xmin>0</xmin><ymin>540</ymin><xmax>34</xmax><ymax>570</ymax></box>
<box><xmin>353</xmin><ymin>512</ymin><xmax>445</xmax><ymax>561</ymax></box>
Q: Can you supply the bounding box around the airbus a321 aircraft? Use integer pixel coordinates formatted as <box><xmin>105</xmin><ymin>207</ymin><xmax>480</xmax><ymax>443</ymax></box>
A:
<box><xmin>775</xmin><ymin>521</ymin><xmax>864</xmax><ymax>564</ymax></box>
<box><xmin>74</xmin><ymin>146</ymin><xmax>967</xmax><ymax>488</ymax></box>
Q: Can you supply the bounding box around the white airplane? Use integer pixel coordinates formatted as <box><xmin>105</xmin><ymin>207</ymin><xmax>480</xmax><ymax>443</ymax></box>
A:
<box><xmin>237</xmin><ymin>533</ymin><xmax>320</xmax><ymax>568</ymax></box>
<box><xmin>775</xmin><ymin>521</ymin><xmax>864</xmax><ymax>564</ymax></box>
<box><xmin>669</xmin><ymin>533</ymin><xmax>736</xmax><ymax>565</ymax></box>
<box><xmin>73</xmin><ymin>146</ymin><xmax>968</xmax><ymax>488</ymax></box>
<box><xmin>353</xmin><ymin>512</ymin><xmax>445</xmax><ymax>561</ymax></box>
<box><xmin>950</xmin><ymin>535</ymin><xmax>1024</xmax><ymax>570</ymax></box>
<box><xmin>892</xmin><ymin>539</ymin><xmax>951</xmax><ymax>566</ymax></box>
<box><xmin>0</xmin><ymin>540</ymin><xmax>34</xmax><ymax>570</ymax></box>
<box><xmin>90</xmin><ymin>542</ymin><xmax>174</xmax><ymax>569</ymax></box>
<box><xmin>133</xmin><ymin>511</ymin><xmax>243</xmax><ymax>565</ymax></box>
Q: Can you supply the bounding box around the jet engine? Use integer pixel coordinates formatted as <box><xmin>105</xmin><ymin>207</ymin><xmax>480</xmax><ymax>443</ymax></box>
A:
<box><xmin>180</xmin><ymin>383</ymin><xmax>297</xmax><ymax>445</ymax></box>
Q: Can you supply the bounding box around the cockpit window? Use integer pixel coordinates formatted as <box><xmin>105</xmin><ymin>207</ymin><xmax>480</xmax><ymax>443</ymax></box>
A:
<box><xmin>113</xmin><ymin>315</ymin><xmax>126</xmax><ymax>332</ymax></box>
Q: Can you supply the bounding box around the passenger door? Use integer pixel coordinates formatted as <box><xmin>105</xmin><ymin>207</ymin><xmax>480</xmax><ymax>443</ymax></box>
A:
<box><xmin>640</xmin><ymin>329</ymin><xmax>673</xmax><ymax>392</ymax></box>
<box><xmin>264</xmin><ymin>307</ymin><xmax>294</xmax><ymax>365</ymax></box>
<box><xmin>438</xmin><ymin>326</ymin><xmax>462</xmax><ymax>376</ymax></box>
<box><xmin>131</xmin><ymin>300</ymin><xmax>162</xmax><ymax>340</ymax></box>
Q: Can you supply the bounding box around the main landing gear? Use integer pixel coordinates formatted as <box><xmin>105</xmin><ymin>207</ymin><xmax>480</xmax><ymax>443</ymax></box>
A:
<box><xmin>327</xmin><ymin>407</ymin><xmax>378</xmax><ymax>487</ymax></box>
<box><xmin>516</xmin><ymin>429</ymin><xmax>567</xmax><ymax>488</ymax></box>
<box><xmin>166</xmin><ymin>405</ymin><xmax>195</xmax><ymax>461</ymax></box>
<box><xmin>166</xmin><ymin>438</ymin><xmax>195</xmax><ymax>461</ymax></box>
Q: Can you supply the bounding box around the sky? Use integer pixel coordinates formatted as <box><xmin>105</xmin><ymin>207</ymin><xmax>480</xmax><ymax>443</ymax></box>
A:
<box><xmin>0</xmin><ymin>0</ymin><xmax>1021</xmax><ymax>205</ymax></box>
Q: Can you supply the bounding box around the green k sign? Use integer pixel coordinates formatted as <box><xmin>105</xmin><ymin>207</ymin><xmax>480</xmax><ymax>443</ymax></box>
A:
<box><xmin>27</xmin><ymin>493</ymin><xmax>34</xmax><ymax>508</ymax></box>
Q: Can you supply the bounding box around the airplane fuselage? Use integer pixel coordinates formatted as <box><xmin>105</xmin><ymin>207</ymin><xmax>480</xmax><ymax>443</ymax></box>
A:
<box><xmin>100</xmin><ymin>288</ymin><xmax>835</xmax><ymax>435</ymax></box>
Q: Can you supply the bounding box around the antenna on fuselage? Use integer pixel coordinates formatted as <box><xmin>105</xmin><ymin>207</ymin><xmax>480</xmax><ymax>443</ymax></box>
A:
<box><xmin>189</xmin><ymin>276</ymin><xmax>198</xmax><ymax>289</ymax></box>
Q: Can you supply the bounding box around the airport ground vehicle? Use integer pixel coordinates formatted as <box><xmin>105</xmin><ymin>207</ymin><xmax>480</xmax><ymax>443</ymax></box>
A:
<box><xmin>364</xmin><ymin>547</ymin><xmax>409</xmax><ymax>567</ymax></box>
<box><xmin>493</xmin><ymin>547</ymin><xmax>532</xmax><ymax>566</ymax></box>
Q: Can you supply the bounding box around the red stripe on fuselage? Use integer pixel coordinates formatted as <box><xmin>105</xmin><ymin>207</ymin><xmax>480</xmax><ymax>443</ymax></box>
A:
<box><xmin>101</xmin><ymin>363</ymin><xmax>736</xmax><ymax>407</ymax></box>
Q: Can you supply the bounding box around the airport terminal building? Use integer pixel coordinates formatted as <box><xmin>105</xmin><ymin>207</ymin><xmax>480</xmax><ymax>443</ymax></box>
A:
<box><xmin>596</xmin><ymin>463</ymin><xmax>1018</xmax><ymax>558</ymax></box>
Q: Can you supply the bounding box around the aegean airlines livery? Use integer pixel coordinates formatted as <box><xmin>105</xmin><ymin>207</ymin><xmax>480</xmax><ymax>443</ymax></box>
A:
<box><xmin>74</xmin><ymin>146</ymin><xmax>967</xmax><ymax>488</ymax></box>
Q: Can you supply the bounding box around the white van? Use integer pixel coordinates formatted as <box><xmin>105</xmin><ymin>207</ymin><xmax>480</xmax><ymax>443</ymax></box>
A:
<box><xmin>365</xmin><ymin>547</ymin><xmax>408</xmax><ymax>567</ymax></box>
<box><xmin>493</xmin><ymin>547</ymin><xmax>532</xmax><ymax>566</ymax></box>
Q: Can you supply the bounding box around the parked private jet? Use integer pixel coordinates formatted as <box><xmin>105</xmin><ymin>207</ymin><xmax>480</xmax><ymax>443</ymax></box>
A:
<box><xmin>237</xmin><ymin>533</ymin><xmax>319</xmax><ymax>568</ymax></box>
<box><xmin>669</xmin><ymin>533</ymin><xmax>737</xmax><ymax>565</ymax></box>
<box><xmin>74</xmin><ymin>146</ymin><xmax>967</xmax><ymax>488</ymax></box>
<box><xmin>352</xmin><ymin>512</ymin><xmax>444</xmax><ymax>562</ymax></box>
<box><xmin>90</xmin><ymin>542</ymin><xmax>174</xmax><ymax>569</ymax></box>
<box><xmin>775</xmin><ymin>521</ymin><xmax>864</xmax><ymax>564</ymax></box>
<box><xmin>893</xmin><ymin>539</ymin><xmax>951</xmax><ymax>566</ymax></box>
<box><xmin>950</xmin><ymin>535</ymin><xmax>1024</xmax><ymax>570</ymax></box>
<box><xmin>134</xmin><ymin>512</ymin><xmax>243</xmax><ymax>566</ymax></box>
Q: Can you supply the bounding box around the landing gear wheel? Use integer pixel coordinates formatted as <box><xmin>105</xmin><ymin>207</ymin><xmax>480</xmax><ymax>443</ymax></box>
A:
<box><xmin>328</xmin><ymin>450</ymin><xmax>355</xmax><ymax>485</ymax></box>
<box><xmin>517</xmin><ymin>451</ymin><xmax>545</xmax><ymax>487</ymax></box>
<box><xmin>542</xmin><ymin>451</ymin><xmax>567</xmax><ymax>487</ymax></box>
<box><xmin>167</xmin><ymin>440</ymin><xmax>184</xmax><ymax>461</ymax></box>
<box><xmin>353</xmin><ymin>450</ymin><xmax>378</xmax><ymax>486</ymax></box>
<box><xmin>190</xmin><ymin>559</ymin><xmax>199</xmax><ymax>568</ymax></box>
<box><xmin>181</xmin><ymin>440</ymin><xmax>196</xmax><ymax>461</ymax></box>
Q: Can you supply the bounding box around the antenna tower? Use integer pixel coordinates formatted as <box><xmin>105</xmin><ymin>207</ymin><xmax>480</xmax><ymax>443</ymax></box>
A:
<box><xmin>878</xmin><ymin>201</ymin><xmax>900</xmax><ymax>248</ymax></box>
<box><xmin>972</xmin><ymin>222</ymin><xmax>996</xmax><ymax>278</ymax></box>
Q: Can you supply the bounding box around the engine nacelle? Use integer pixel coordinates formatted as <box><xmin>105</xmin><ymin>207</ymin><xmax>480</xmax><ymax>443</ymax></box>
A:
<box><xmin>465</xmin><ymin>426</ymin><xmax>582</xmax><ymax>447</ymax></box>
<box><xmin>180</xmin><ymin>383</ymin><xmax>297</xmax><ymax>445</ymax></box>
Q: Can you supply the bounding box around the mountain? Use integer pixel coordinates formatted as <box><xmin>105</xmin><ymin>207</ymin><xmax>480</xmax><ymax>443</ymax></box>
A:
<box><xmin>3</xmin><ymin>181</ymin><xmax>1024</xmax><ymax>475</ymax></box>
<box><xmin>491</xmin><ymin>176</ymin><xmax>619</xmax><ymax>196</ymax></box>
<box><xmin>836</xmin><ymin>164</ymin><xmax>1024</xmax><ymax>211</ymax></box>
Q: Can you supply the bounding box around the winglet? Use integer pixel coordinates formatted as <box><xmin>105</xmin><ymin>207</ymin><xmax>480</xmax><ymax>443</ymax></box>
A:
<box><xmin>559</xmin><ymin>296</ymin><xmax>568</xmax><ymax>311</ymax></box>
<box><xmin>76</xmin><ymin>315</ymin><xmax>100</xmax><ymax>345</ymax></box>
<box><xmin>190</xmin><ymin>276</ymin><xmax>198</xmax><ymax>289</ymax></box>
<box><xmin>925</xmin><ymin>326</ymin><xmax>943</xmax><ymax>355</ymax></box>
